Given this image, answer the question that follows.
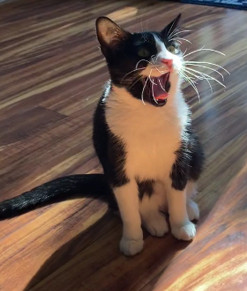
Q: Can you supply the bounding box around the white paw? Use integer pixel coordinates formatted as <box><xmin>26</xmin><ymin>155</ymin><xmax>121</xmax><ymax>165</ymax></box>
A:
<box><xmin>172</xmin><ymin>221</ymin><xmax>196</xmax><ymax>241</ymax></box>
<box><xmin>187</xmin><ymin>199</ymin><xmax>200</xmax><ymax>221</ymax></box>
<box><xmin>144</xmin><ymin>214</ymin><xmax>169</xmax><ymax>237</ymax></box>
<box><xmin>120</xmin><ymin>237</ymin><xmax>144</xmax><ymax>256</ymax></box>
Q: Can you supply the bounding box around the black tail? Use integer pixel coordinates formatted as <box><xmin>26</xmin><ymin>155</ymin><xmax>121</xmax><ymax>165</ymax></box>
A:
<box><xmin>0</xmin><ymin>174</ymin><xmax>115</xmax><ymax>220</ymax></box>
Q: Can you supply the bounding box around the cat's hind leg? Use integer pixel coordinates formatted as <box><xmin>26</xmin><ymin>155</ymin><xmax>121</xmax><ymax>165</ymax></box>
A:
<box><xmin>139</xmin><ymin>181</ymin><xmax>169</xmax><ymax>237</ymax></box>
<box><xmin>113</xmin><ymin>180</ymin><xmax>143</xmax><ymax>256</ymax></box>
<box><xmin>186</xmin><ymin>181</ymin><xmax>200</xmax><ymax>221</ymax></box>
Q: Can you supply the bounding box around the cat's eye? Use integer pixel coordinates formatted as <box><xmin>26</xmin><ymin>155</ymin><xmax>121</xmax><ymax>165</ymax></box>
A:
<box><xmin>137</xmin><ymin>48</ymin><xmax>150</xmax><ymax>58</ymax></box>
<box><xmin>167</xmin><ymin>45</ymin><xmax>179</xmax><ymax>55</ymax></box>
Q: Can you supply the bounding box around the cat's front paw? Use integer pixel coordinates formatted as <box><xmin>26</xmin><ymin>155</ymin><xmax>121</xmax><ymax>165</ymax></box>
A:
<box><xmin>171</xmin><ymin>221</ymin><xmax>196</xmax><ymax>241</ymax></box>
<box><xmin>120</xmin><ymin>237</ymin><xmax>144</xmax><ymax>256</ymax></box>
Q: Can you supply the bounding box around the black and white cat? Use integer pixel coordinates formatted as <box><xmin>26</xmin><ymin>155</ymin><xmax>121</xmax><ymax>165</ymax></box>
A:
<box><xmin>0</xmin><ymin>14</ymin><xmax>204</xmax><ymax>256</ymax></box>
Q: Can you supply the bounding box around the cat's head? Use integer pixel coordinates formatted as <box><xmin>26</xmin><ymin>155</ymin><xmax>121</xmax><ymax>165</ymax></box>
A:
<box><xmin>96</xmin><ymin>14</ymin><xmax>184</xmax><ymax>107</ymax></box>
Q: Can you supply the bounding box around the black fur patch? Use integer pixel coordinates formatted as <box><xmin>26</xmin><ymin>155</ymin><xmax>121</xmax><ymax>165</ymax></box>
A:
<box><xmin>93</xmin><ymin>87</ymin><xmax>129</xmax><ymax>187</ymax></box>
<box><xmin>105</xmin><ymin>32</ymin><xmax>157</xmax><ymax>106</ymax></box>
<box><xmin>137</xmin><ymin>179</ymin><xmax>154</xmax><ymax>199</ymax></box>
<box><xmin>188</xmin><ymin>133</ymin><xmax>204</xmax><ymax>181</ymax></box>
<box><xmin>170</xmin><ymin>126</ymin><xmax>204</xmax><ymax>191</ymax></box>
<box><xmin>107</xmin><ymin>132</ymin><xmax>129</xmax><ymax>187</ymax></box>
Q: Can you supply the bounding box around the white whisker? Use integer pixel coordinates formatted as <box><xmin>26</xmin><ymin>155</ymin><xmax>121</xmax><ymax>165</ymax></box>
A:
<box><xmin>121</xmin><ymin>67</ymin><xmax>146</xmax><ymax>82</ymax></box>
<box><xmin>128</xmin><ymin>75</ymin><xmax>143</xmax><ymax>89</ymax></box>
<box><xmin>185</xmin><ymin>67</ymin><xmax>226</xmax><ymax>88</ymax></box>
<box><xmin>151</xmin><ymin>82</ymin><xmax>159</xmax><ymax>105</ymax></box>
<box><xmin>184</xmin><ymin>61</ymin><xmax>230</xmax><ymax>74</ymax></box>
<box><xmin>167</xmin><ymin>20</ymin><xmax>177</xmax><ymax>38</ymax></box>
<box><xmin>168</xmin><ymin>29</ymin><xmax>191</xmax><ymax>40</ymax></box>
<box><xmin>135</xmin><ymin>58</ymin><xmax>153</xmax><ymax>69</ymax></box>
<box><xmin>158</xmin><ymin>79</ymin><xmax>167</xmax><ymax>93</ymax></box>
<box><xmin>141</xmin><ymin>69</ymin><xmax>152</xmax><ymax>105</ymax></box>
<box><xmin>204</xmin><ymin>77</ymin><xmax>213</xmax><ymax>93</ymax></box>
<box><xmin>149</xmin><ymin>69</ymin><xmax>160</xmax><ymax>104</ymax></box>
<box><xmin>141</xmin><ymin>78</ymin><xmax>148</xmax><ymax>105</ymax></box>
<box><xmin>180</xmin><ymin>71</ymin><xmax>201</xmax><ymax>101</ymax></box>
<box><xmin>182</xmin><ymin>68</ymin><xmax>213</xmax><ymax>92</ymax></box>
<box><xmin>182</xmin><ymin>68</ymin><xmax>204</xmax><ymax>80</ymax></box>
<box><xmin>153</xmin><ymin>66</ymin><xmax>165</xmax><ymax>75</ymax></box>
<box><xmin>183</xmin><ymin>47</ymin><xmax>226</xmax><ymax>58</ymax></box>
<box><xmin>149</xmin><ymin>77</ymin><xmax>157</xmax><ymax>85</ymax></box>
<box><xmin>175</xmin><ymin>37</ymin><xmax>192</xmax><ymax>44</ymax></box>
<box><xmin>185</xmin><ymin>63</ymin><xmax>225</xmax><ymax>80</ymax></box>
<box><xmin>182</xmin><ymin>48</ymin><xmax>188</xmax><ymax>57</ymax></box>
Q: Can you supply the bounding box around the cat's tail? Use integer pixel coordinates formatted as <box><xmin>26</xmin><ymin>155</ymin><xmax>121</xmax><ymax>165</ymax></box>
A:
<box><xmin>0</xmin><ymin>174</ymin><xmax>115</xmax><ymax>220</ymax></box>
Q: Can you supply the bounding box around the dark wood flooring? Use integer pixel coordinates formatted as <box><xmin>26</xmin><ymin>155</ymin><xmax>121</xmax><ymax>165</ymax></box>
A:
<box><xmin>0</xmin><ymin>0</ymin><xmax>247</xmax><ymax>290</ymax></box>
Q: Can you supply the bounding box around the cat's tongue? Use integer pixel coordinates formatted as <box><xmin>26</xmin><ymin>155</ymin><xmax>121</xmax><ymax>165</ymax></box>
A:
<box><xmin>151</xmin><ymin>73</ymin><xmax>170</xmax><ymax>102</ymax></box>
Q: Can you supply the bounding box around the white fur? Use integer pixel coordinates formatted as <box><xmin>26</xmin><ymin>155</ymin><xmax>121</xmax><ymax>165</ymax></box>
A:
<box><xmin>186</xmin><ymin>181</ymin><xmax>200</xmax><ymax>221</ymax></box>
<box><xmin>140</xmin><ymin>182</ymin><xmax>169</xmax><ymax>237</ymax></box>
<box><xmin>114</xmin><ymin>181</ymin><xmax>143</xmax><ymax>256</ymax></box>
<box><xmin>105</xmin><ymin>36</ymin><xmax>198</xmax><ymax>255</ymax></box>
<box><xmin>141</xmin><ymin>34</ymin><xmax>183</xmax><ymax>78</ymax></box>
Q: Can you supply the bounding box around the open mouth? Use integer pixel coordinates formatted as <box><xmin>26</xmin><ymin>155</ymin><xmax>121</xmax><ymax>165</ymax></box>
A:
<box><xmin>147</xmin><ymin>72</ymin><xmax>171</xmax><ymax>106</ymax></box>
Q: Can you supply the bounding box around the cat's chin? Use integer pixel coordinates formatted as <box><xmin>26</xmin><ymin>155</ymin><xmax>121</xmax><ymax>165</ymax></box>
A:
<box><xmin>152</xmin><ymin>98</ymin><xmax>168</xmax><ymax>107</ymax></box>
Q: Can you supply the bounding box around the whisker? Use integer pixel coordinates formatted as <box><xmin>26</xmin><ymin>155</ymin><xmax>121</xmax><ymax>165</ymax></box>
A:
<box><xmin>182</xmin><ymin>48</ymin><xmax>188</xmax><ymax>57</ymax></box>
<box><xmin>175</xmin><ymin>37</ymin><xmax>192</xmax><ymax>44</ymax></box>
<box><xmin>204</xmin><ymin>78</ymin><xmax>213</xmax><ymax>93</ymax></box>
<box><xmin>149</xmin><ymin>77</ymin><xmax>157</xmax><ymax>85</ymax></box>
<box><xmin>184</xmin><ymin>67</ymin><xmax>226</xmax><ymax>88</ymax></box>
<box><xmin>128</xmin><ymin>75</ymin><xmax>143</xmax><ymax>90</ymax></box>
<box><xmin>169</xmin><ymin>37</ymin><xmax>192</xmax><ymax>44</ymax></box>
<box><xmin>184</xmin><ymin>76</ymin><xmax>198</xmax><ymax>86</ymax></box>
<box><xmin>149</xmin><ymin>69</ymin><xmax>160</xmax><ymax>105</ymax></box>
<box><xmin>151</xmin><ymin>55</ymin><xmax>161</xmax><ymax>68</ymax></box>
<box><xmin>141</xmin><ymin>74</ymin><xmax>150</xmax><ymax>105</ymax></box>
<box><xmin>180</xmin><ymin>71</ymin><xmax>201</xmax><ymax>101</ymax></box>
<box><xmin>182</xmin><ymin>68</ymin><xmax>204</xmax><ymax>80</ymax></box>
<box><xmin>158</xmin><ymin>79</ymin><xmax>167</xmax><ymax>93</ymax></box>
<box><xmin>135</xmin><ymin>58</ymin><xmax>153</xmax><ymax>69</ymax></box>
<box><xmin>168</xmin><ymin>29</ymin><xmax>191</xmax><ymax>40</ymax></box>
<box><xmin>153</xmin><ymin>66</ymin><xmax>165</xmax><ymax>74</ymax></box>
<box><xmin>167</xmin><ymin>21</ymin><xmax>177</xmax><ymax>39</ymax></box>
<box><xmin>183</xmin><ymin>47</ymin><xmax>226</xmax><ymax>58</ymax></box>
<box><xmin>151</xmin><ymin>82</ymin><xmax>159</xmax><ymax>105</ymax></box>
<box><xmin>121</xmin><ymin>67</ymin><xmax>146</xmax><ymax>82</ymax></box>
<box><xmin>185</xmin><ymin>63</ymin><xmax>225</xmax><ymax>80</ymax></box>
<box><xmin>182</xmin><ymin>69</ymin><xmax>213</xmax><ymax>92</ymax></box>
<box><xmin>151</xmin><ymin>54</ymin><xmax>157</xmax><ymax>61</ymax></box>
<box><xmin>168</xmin><ymin>27</ymin><xmax>179</xmax><ymax>39</ymax></box>
<box><xmin>184</xmin><ymin>61</ymin><xmax>230</xmax><ymax>75</ymax></box>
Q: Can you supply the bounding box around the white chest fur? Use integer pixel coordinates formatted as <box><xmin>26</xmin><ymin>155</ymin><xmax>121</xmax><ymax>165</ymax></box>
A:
<box><xmin>105</xmin><ymin>86</ymin><xmax>190</xmax><ymax>181</ymax></box>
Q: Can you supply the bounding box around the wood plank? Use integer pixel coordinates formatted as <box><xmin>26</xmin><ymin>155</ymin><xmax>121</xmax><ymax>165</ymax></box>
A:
<box><xmin>0</xmin><ymin>0</ymin><xmax>246</xmax><ymax>290</ymax></box>
<box><xmin>154</xmin><ymin>163</ymin><xmax>247</xmax><ymax>290</ymax></box>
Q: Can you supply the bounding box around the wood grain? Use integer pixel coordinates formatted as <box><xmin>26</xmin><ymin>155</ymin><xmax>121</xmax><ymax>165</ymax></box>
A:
<box><xmin>154</xmin><ymin>163</ymin><xmax>247</xmax><ymax>291</ymax></box>
<box><xmin>0</xmin><ymin>0</ymin><xmax>246</xmax><ymax>290</ymax></box>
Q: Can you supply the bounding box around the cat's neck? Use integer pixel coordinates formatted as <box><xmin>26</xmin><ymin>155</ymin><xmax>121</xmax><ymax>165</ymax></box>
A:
<box><xmin>109</xmin><ymin>83</ymin><xmax>183</xmax><ymax>113</ymax></box>
<box><xmin>105</xmin><ymin>83</ymin><xmax>190</xmax><ymax>137</ymax></box>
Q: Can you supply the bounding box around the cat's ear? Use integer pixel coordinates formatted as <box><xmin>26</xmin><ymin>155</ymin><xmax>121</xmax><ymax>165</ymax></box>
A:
<box><xmin>96</xmin><ymin>17</ymin><xmax>130</xmax><ymax>49</ymax></box>
<box><xmin>161</xmin><ymin>13</ymin><xmax>181</xmax><ymax>37</ymax></box>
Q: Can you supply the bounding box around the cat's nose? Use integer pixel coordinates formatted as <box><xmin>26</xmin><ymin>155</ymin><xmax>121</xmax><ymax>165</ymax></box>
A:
<box><xmin>161</xmin><ymin>59</ymin><xmax>173</xmax><ymax>71</ymax></box>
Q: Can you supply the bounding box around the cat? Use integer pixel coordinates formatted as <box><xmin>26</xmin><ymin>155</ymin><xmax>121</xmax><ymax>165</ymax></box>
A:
<box><xmin>0</xmin><ymin>14</ymin><xmax>204</xmax><ymax>256</ymax></box>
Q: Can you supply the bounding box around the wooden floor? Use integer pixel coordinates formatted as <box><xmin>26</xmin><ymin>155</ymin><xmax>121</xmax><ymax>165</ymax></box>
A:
<box><xmin>0</xmin><ymin>0</ymin><xmax>247</xmax><ymax>290</ymax></box>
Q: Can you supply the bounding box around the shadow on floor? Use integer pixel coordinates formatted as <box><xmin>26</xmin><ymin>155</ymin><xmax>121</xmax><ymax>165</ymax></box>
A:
<box><xmin>24</xmin><ymin>209</ymin><xmax>192</xmax><ymax>291</ymax></box>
